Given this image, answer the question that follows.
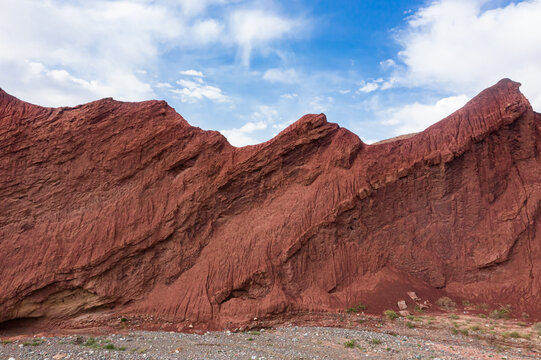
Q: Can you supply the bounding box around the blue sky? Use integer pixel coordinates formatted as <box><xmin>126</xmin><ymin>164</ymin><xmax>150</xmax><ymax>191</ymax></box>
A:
<box><xmin>1</xmin><ymin>0</ymin><xmax>540</xmax><ymax>145</ymax></box>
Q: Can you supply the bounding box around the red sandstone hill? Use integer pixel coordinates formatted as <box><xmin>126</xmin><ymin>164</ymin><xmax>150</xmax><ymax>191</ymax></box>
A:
<box><xmin>0</xmin><ymin>79</ymin><xmax>540</xmax><ymax>332</ymax></box>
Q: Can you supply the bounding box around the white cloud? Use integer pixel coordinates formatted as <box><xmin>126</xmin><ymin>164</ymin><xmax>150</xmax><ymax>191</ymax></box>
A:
<box><xmin>177</xmin><ymin>0</ymin><xmax>231</xmax><ymax>16</ymax></box>
<box><xmin>263</xmin><ymin>68</ymin><xmax>299</xmax><ymax>84</ymax></box>
<box><xmin>0</xmin><ymin>0</ymin><xmax>186</xmax><ymax>106</ymax></box>
<box><xmin>220</xmin><ymin>105</ymin><xmax>293</xmax><ymax>146</ymax></box>
<box><xmin>221</xmin><ymin>121</ymin><xmax>267</xmax><ymax>146</ymax></box>
<box><xmin>172</xmin><ymin>78</ymin><xmax>229</xmax><ymax>103</ymax></box>
<box><xmin>179</xmin><ymin>70</ymin><xmax>204</xmax><ymax>77</ymax></box>
<box><xmin>308</xmin><ymin>96</ymin><xmax>334</xmax><ymax>113</ymax></box>
<box><xmin>358</xmin><ymin>81</ymin><xmax>380</xmax><ymax>94</ymax></box>
<box><xmin>380</xmin><ymin>59</ymin><xmax>396</xmax><ymax>70</ymax></box>
<box><xmin>229</xmin><ymin>10</ymin><xmax>303</xmax><ymax>66</ymax></box>
<box><xmin>0</xmin><ymin>1</ymin><xmax>310</xmax><ymax>107</ymax></box>
<box><xmin>155</xmin><ymin>82</ymin><xmax>173</xmax><ymax>89</ymax></box>
<box><xmin>281</xmin><ymin>93</ymin><xmax>298</xmax><ymax>99</ymax></box>
<box><xmin>395</xmin><ymin>0</ymin><xmax>541</xmax><ymax>109</ymax></box>
<box><xmin>192</xmin><ymin>19</ymin><xmax>223</xmax><ymax>44</ymax></box>
<box><xmin>361</xmin><ymin>137</ymin><xmax>377</xmax><ymax>145</ymax></box>
<box><xmin>382</xmin><ymin>94</ymin><xmax>470</xmax><ymax>135</ymax></box>
<box><xmin>356</xmin><ymin>78</ymin><xmax>392</xmax><ymax>94</ymax></box>
<box><xmin>339</xmin><ymin>90</ymin><xmax>351</xmax><ymax>95</ymax></box>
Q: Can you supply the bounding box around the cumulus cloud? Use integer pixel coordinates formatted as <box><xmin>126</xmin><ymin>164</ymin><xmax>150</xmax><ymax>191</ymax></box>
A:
<box><xmin>191</xmin><ymin>19</ymin><xmax>223</xmax><ymax>44</ymax></box>
<box><xmin>0</xmin><ymin>0</ymin><xmax>305</xmax><ymax>106</ymax></box>
<box><xmin>172</xmin><ymin>78</ymin><xmax>229</xmax><ymax>103</ymax></box>
<box><xmin>179</xmin><ymin>70</ymin><xmax>204</xmax><ymax>77</ymax></box>
<box><xmin>357</xmin><ymin>79</ymin><xmax>382</xmax><ymax>94</ymax></box>
<box><xmin>0</xmin><ymin>0</ymin><xmax>189</xmax><ymax>106</ymax></box>
<box><xmin>221</xmin><ymin>121</ymin><xmax>267</xmax><ymax>146</ymax></box>
<box><xmin>221</xmin><ymin>105</ymin><xmax>292</xmax><ymax>146</ymax></box>
<box><xmin>357</xmin><ymin>78</ymin><xmax>395</xmax><ymax>94</ymax></box>
<box><xmin>263</xmin><ymin>68</ymin><xmax>299</xmax><ymax>84</ymax></box>
<box><xmin>382</xmin><ymin>94</ymin><xmax>470</xmax><ymax>135</ymax></box>
<box><xmin>394</xmin><ymin>0</ymin><xmax>541</xmax><ymax>109</ymax></box>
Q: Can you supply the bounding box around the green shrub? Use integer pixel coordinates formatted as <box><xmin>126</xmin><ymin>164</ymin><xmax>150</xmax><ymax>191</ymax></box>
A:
<box><xmin>406</xmin><ymin>322</ymin><xmax>415</xmax><ymax>329</ymax></box>
<box><xmin>436</xmin><ymin>297</ymin><xmax>456</xmax><ymax>309</ymax></box>
<box><xmin>84</xmin><ymin>337</ymin><xmax>97</xmax><ymax>347</ymax></box>
<box><xmin>384</xmin><ymin>310</ymin><xmax>398</xmax><ymax>320</ymax></box>
<box><xmin>344</xmin><ymin>339</ymin><xmax>357</xmax><ymax>348</ymax></box>
<box><xmin>23</xmin><ymin>339</ymin><xmax>44</xmax><ymax>346</ymax></box>
<box><xmin>347</xmin><ymin>303</ymin><xmax>367</xmax><ymax>313</ymax></box>
<box><xmin>369</xmin><ymin>338</ymin><xmax>382</xmax><ymax>345</ymax></box>
<box><xmin>489</xmin><ymin>305</ymin><xmax>511</xmax><ymax>320</ymax></box>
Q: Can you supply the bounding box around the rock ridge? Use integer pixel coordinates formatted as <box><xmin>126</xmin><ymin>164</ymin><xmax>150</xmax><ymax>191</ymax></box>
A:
<box><xmin>0</xmin><ymin>79</ymin><xmax>540</xmax><ymax>332</ymax></box>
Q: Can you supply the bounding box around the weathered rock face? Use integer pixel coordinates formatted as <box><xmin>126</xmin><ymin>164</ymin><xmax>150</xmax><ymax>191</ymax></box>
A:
<box><xmin>1</xmin><ymin>79</ymin><xmax>540</xmax><ymax>330</ymax></box>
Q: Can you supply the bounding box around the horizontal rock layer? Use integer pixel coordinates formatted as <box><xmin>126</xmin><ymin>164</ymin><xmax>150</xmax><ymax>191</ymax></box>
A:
<box><xmin>0</xmin><ymin>79</ymin><xmax>540</xmax><ymax>330</ymax></box>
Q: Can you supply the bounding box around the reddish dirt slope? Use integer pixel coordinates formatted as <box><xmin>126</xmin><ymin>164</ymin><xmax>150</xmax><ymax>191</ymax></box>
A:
<box><xmin>0</xmin><ymin>79</ymin><xmax>540</xmax><ymax>331</ymax></box>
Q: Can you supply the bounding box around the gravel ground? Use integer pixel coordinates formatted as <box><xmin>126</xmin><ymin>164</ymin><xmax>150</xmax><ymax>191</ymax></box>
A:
<box><xmin>1</xmin><ymin>325</ymin><xmax>539</xmax><ymax>360</ymax></box>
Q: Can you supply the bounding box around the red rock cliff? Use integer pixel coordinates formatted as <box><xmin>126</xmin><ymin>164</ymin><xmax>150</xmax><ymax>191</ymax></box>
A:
<box><xmin>0</xmin><ymin>79</ymin><xmax>540</xmax><ymax>330</ymax></box>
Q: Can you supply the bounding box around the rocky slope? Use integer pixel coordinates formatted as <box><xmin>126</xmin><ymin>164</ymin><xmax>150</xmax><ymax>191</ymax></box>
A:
<box><xmin>0</xmin><ymin>79</ymin><xmax>540</xmax><ymax>331</ymax></box>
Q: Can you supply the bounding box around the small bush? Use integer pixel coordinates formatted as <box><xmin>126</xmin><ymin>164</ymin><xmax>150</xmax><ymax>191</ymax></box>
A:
<box><xmin>406</xmin><ymin>322</ymin><xmax>415</xmax><ymax>329</ymax></box>
<box><xmin>120</xmin><ymin>317</ymin><xmax>128</xmax><ymax>323</ymax></box>
<box><xmin>406</xmin><ymin>315</ymin><xmax>414</xmax><ymax>320</ymax></box>
<box><xmin>508</xmin><ymin>331</ymin><xmax>520</xmax><ymax>338</ymax></box>
<box><xmin>347</xmin><ymin>303</ymin><xmax>367</xmax><ymax>313</ymax></box>
<box><xmin>489</xmin><ymin>305</ymin><xmax>511</xmax><ymax>320</ymax></box>
<box><xmin>451</xmin><ymin>328</ymin><xmax>459</xmax><ymax>335</ymax></box>
<box><xmin>414</xmin><ymin>305</ymin><xmax>425</xmax><ymax>313</ymax></box>
<box><xmin>470</xmin><ymin>325</ymin><xmax>481</xmax><ymax>331</ymax></box>
<box><xmin>1</xmin><ymin>340</ymin><xmax>14</xmax><ymax>345</ymax></box>
<box><xmin>476</xmin><ymin>303</ymin><xmax>489</xmax><ymax>310</ymax></box>
<box><xmin>370</xmin><ymin>338</ymin><xmax>382</xmax><ymax>345</ymax></box>
<box><xmin>384</xmin><ymin>310</ymin><xmax>398</xmax><ymax>320</ymax></box>
<box><xmin>448</xmin><ymin>314</ymin><xmax>459</xmax><ymax>320</ymax></box>
<box><xmin>23</xmin><ymin>339</ymin><xmax>44</xmax><ymax>347</ymax></box>
<box><xmin>460</xmin><ymin>329</ymin><xmax>469</xmax><ymax>336</ymax></box>
<box><xmin>84</xmin><ymin>337</ymin><xmax>98</xmax><ymax>347</ymax></box>
<box><xmin>436</xmin><ymin>297</ymin><xmax>456</xmax><ymax>309</ymax></box>
<box><xmin>344</xmin><ymin>339</ymin><xmax>357</xmax><ymax>348</ymax></box>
